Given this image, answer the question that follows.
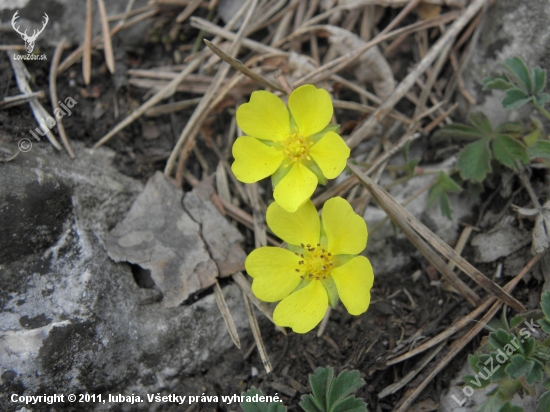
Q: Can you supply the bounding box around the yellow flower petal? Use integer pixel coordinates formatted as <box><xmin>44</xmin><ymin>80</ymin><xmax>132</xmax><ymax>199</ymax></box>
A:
<box><xmin>273</xmin><ymin>280</ymin><xmax>328</xmax><ymax>333</ymax></box>
<box><xmin>288</xmin><ymin>85</ymin><xmax>333</xmax><ymax>137</ymax></box>
<box><xmin>322</xmin><ymin>197</ymin><xmax>368</xmax><ymax>255</ymax></box>
<box><xmin>266</xmin><ymin>200</ymin><xmax>320</xmax><ymax>247</ymax></box>
<box><xmin>231</xmin><ymin>136</ymin><xmax>284</xmax><ymax>183</ymax></box>
<box><xmin>309</xmin><ymin>131</ymin><xmax>350</xmax><ymax>179</ymax></box>
<box><xmin>274</xmin><ymin>162</ymin><xmax>318</xmax><ymax>213</ymax></box>
<box><xmin>245</xmin><ymin>247</ymin><xmax>302</xmax><ymax>302</ymax></box>
<box><xmin>331</xmin><ymin>256</ymin><xmax>374</xmax><ymax>315</ymax></box>
<box><xmin>236</xmin><ymin>90</ymin><xmax>290</xmax><ymax>141</ymax></box>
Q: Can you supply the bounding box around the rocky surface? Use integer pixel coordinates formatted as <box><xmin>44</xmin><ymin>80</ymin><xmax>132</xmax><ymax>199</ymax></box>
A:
<box><xmin>463</xmin><ymin>0</ymin><xmax>550</xmax><ymax>127</ymax></box>
<box><xmin>0</xmin><ymin>142</ymin><xmax>248</xmax><ymax>411</ymax></box>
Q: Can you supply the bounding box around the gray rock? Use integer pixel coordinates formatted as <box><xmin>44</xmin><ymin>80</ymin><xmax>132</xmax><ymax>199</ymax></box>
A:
<box><xmin>471</xmin><ymin>224</ymin><xmax>531</xmax><ymax>263</ymax></box>
<box><xmin>463</xmin><ymin>0</ymin><xmax>550</xmax><ymax>126</ymax></box>
<box><xmin>0</xmin><ymin>142</ymin><xmax>248</xmax><ymax>411</ymax></box>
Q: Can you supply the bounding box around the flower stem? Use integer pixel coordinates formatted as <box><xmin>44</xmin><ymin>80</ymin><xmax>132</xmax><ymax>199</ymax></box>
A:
<box><xmin>535</xmin><ymin>104</ymin><xmax>550</xmax><ymax>122</ymax></box>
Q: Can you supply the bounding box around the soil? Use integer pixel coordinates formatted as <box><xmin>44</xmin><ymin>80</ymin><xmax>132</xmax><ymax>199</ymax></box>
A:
<box><xmin>0</xmin><ymin>12</ymin><xmax>545</xmax><ymax>412</ymax></box>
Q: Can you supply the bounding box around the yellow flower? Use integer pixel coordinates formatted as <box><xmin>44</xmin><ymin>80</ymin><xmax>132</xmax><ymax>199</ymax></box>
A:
<box><xmin>232</xmin><ymin>85</ymin><xmax>350</xmax><ymax>213</ymax></box>
<box><xmin>245</xmin><ymin>197</ymin><xmax>374</xmax><ymax>333</ymax></box>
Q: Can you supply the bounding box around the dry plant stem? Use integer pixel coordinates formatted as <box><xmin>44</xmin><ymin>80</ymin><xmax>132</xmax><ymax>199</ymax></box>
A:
<box><xmin>0</xmin><ymin>150</ymin><xmax>20</xmax><ymax>163</ymax></box>
<box><xmin>349</xmin><ymin>162</ymin><xmax>527</xmax><ymax>311</ymax></box>
<box><xmin>94</xmin><ymin>59</ymin><xmax>203</xmax><ymax>148</ymax></box>
<box><xmin>242</xmin><ymin>292</ymin><xmax>273</xmax><ymax>373</ymax></box>
<box><xmin>333</xmin><ymin>100</ymin><xmax>412</xmax><ymax>125</ymax></box>
<box><xmin>393</xmin><ymin>253</ymin><xmax>543</xmax><ymax>411</ymax></box>
<box><xmin>232</xmin><ymin>273</ymin><xmax>285</xmax><ymax>333</ymax></box>
<box><xmin>8</xmin><ymin>53</ymin><xmax>62</xmax><ymax>150</ymax></box>
<box><xmin>58</xmin><ymin>9</ymin><xmax>157</xmax><ymax>74</ymax></box>
<box><xmin>0</xmin><ymin>45</ymin><xmax>26</xmax><ymax>51</ymax></box>
<box><xmin>176</xmin><ymin>0</ymin><xmax>203</xmax><ymax>22</ymax></box>
<box><xmin>213</xmin><ymin>280</ymin><xmax>241</xmax><ymax>349</ymax></box>
<box><xmin>346</xmin><ymin>0</ymin><xmax>489</xmax><ymax>149</ymax></box>
<box><xmin>0</xmin><ymin>91</ymin><xmax>45</xmax><ymax>109</ymax></box>
<box><xmin>378</xmin><ymin>341</ymin><xmax>446</xmax><ymax>398</ymax></box>
<box><xmin>144</xmin><ymin>97</ymin><xmax>202</xmax><ymax>116</ymax></box>
<box><xmin>422</xmin><ymin>102</ymin><xmax>458</xmax><ymax>133</ymax></box>
<box><xmin>49</xmin><ymin>38</ymin><xmax>76</xmax><ymax>158</ymax></box>
<box><xmin>516</xmin><ymin>161</ymin><xmax>542</xmax><ymax>210</ymax></box>
<box><xmin>379</xmin><ymin>0</ymin><xmax>422</xmax><ymax>35</ymax></box>
<box><xmin>203</xmin><ymin>40</ymin><xmax>285</xmax><ymax>92</ymax></box>
<box><xmin>447</xmin><ymin>225</ymin><xmax>474</xmax><ymax>272</ymax></box>
<box><xmin>247</xmin><ymin>184</ymin><xmax>267</xmax><ymax>248</ymax></box>
<box><xmin>164</xmin><ymin>0</ymin><xmax>259</xmax><ymax>175</ymax></box>
<box><xmin>316</xmin><ymin>307</ymin><xmax>332</xmax><ymax>338</ymax></box>
<box><xmin>83</xmin><ymin>0</ymin><xmax>93</xmax><ymax>85</ymax></box>
<box><xmin>288</xmin><ymin>11</ymin><xmax>460</xmax><ymax>90</ymax></box>
<box><xmin>97</xmin><ymin>0</ymin><xmax>115</xmax><ymax>74</ymax></box>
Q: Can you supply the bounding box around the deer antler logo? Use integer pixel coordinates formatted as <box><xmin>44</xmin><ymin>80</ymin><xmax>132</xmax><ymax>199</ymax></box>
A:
<box><xmin>12</xmin><ymin>11</ymin><xmax>49</xmax><ymax>54</ymax></box>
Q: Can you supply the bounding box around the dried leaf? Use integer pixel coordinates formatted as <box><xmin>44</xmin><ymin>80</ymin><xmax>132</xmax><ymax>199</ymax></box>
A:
<box><xmin>513</xmin><ymin>201</ymin><xmax>550</xmax><ymax>254</ymax></box>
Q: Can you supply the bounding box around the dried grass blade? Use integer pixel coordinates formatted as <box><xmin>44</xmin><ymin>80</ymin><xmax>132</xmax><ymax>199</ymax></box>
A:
<box><xmin>213</xmin><ymin>280</ymin><xmax>241</xmax><ymax>349</ymax></box>
<box><xmin>83</xmin><ymin>0</ymin><xmax>93</xmax><ymax>84</ymax></box>
<box><xmin>49</xmin><ymin>38</ymin><xmax>76</xmax><ymax>158</ymax></box>
<box><xmin>242</xmin><ymin>292</ymin><xmax>273</xmax><ymax>373</ymax></box>
<box><xmin>379</xmin><ymin>341</ymin><xmax>446</xmax><ymax>398</ymax></box>
<box><xmin>176</xmin><ymin>0</ymin><xmax>203</xmax><ymax>23</ymax></box>
<box><xmin>386</xmin><ymin>253</ymin><xmax>544</xmax><ymax>366</ymax></box>
<box><xmin>348</xmin><ymin>162</ymin><xmax>526</xmax><ymax>311</ymax></box>
<box><xmin>97</xmin><ymin>0</ymin><xmax>115</xmax><ymax>74</ymax></box>
<box><xmin>203</xmin><ymin>40</ymin><xmax>284</xmax><ymax>92</ymax></box>
<box><xmin>393</xmin><ymin>254</ymin><xmax>542</xmax><ymax>412</ymax></box>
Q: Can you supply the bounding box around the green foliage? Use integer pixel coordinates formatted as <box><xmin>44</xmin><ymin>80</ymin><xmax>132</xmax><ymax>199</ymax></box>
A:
<box><xmin>464</xmin><ymin>292</ymin><xmax>550</xmax><ymax>412</ymax></box>
<box><xmin>240</xmin><ymin>388</ymin><xmax>287</xmax><ymax>412</ymax></box>
<box><xmin>300</xmin><ymin>367</ymin><xmax>367</xmax><ymax>412</ymax></box>
<box><xmin>427</xmin><ymin>171</ymin><xmax>462</xmax><ymax>219</ymax></box>
<box><xmin>483</xmin><ymin>57</ymin><xmax>550</xmax><ymax>109</ymax></box>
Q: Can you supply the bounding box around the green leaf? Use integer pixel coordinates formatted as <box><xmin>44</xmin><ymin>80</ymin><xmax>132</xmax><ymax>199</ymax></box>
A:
<box><xmin>496</xmin><ymin>122</ymin><xmax>523</xmax><ymax>136</ymax></box>
<box><xmin>504</xmin><ymin>354</ymin><xmax>543</xmax><ymax>385</ymax></box>
<box><xmin>439</xmin><ymin>172</ymin><xmax>463</xmax><ymax>193</ymax></box>
<box><xmin>434</xmin><ymin>123</ymin><xmax>487</xmax><ymax>141</ymax></box>
<box><xmin>498</xmin><ymin>401</ymin><xmax>524</xmax><ymax>412</ymax></box>
<box><xmin>537</xmin><ymin>390</ymin><xmax>550</xmax><ymax>412</ymax></box>
<box><xmin>464</xmin><ymin>373</ymin><xmax>491</xmax><ymax>389</ymax></box>
<box><xmin>489</xmin><ymin>330</ymin><xmax>516</xmax><ymax>353</ymax></box>
<box><xmin>458</xmin><ymin>138</ymin><xmax>492</xmax><ymax>182</ymax></box>
<box><xmin>477</xmin><ymin>394</ymin><xmax>506</xmax><ymax>412</ymax></box>
<box><xmin>322</xmin><ymin>278</ymin><xmax>339</xmax><ymax>308</ymax></box>
<box><xmin>468</xmin><ymin>354</ymin><xmax>481</xmax><ymax>374</ymax></box>
<box><xmin>328</xmin><ymin>369</ymin><xmax>365</xmax><ymax>408</ymax></box>
<box><xmin>502</xmin><ymin>88</ymin><xmax>532</xmax><ymax>109</ymax></box>
<box><xmin>533</xmin><ymin>67</ymin><xmax>547</xmax><ymax>94</ymax></box>
<box><xmin>510</xmin><ymin>316</ymin><xmax>524</xmax><ymax>329</ymax></box>
<box><xmin>300</xmin><ymin>367</ymin><xmax>367</xmax><ymax>412</ymax></box>
<box><xmin>492</xmin><ymin>135</ymin><xmax>529</xmax><ymax>170</ymax></box>
<box><xmin>504</xmin><ymin>57</ymin><xmax>533</xmax><ymax>93</ymax></box>
<box><xmin>538</xmin><ymin>318</ymin><xmax>550</xmax><ymax>334</ymax></box>
<box><xmin>528</xmin><ymin>140</ymin><xmax>550</xmax><ymax>160</ymax></box>
<box><xmin>240</xmin><ymin>387</ymin><xmax>287</xmax><ymax>412</ymax></box>
<box><xmin>541</xmin><ymin>292</ymin><xmax>550</xmax><ymax>319</ymax></box>
<box><xmin>308</xmin><ymin>124</ymin><xmax>341</xmax><ymax>144</ymax></box>
<box><xmin>534</xmin><ymin>93</ymin><xmax>550</xmax><ymax>107</ymax></box>
<box><xmin>523</xmin><ymin>129</ymin><xmax>540</xmax><ymax>147</ymax></box>
<box><xmin>484</xmin><ymin>75</ymin><xmax>516</xmax><ymax>91</ymax></box>
<box><xmin>468</xmin><ymin>112</ymin><xmax>493</xmax><ymax>133</ymax></box>
<box><xmin>439</xmin><ymin>193</ymin><xmax>452</xmax><ymax>219</ymax></box>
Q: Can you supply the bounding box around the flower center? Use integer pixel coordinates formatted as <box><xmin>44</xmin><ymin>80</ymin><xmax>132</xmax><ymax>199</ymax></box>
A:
<box><xmin>294</xmin><ymin>243</ymin><xmax>333</xmax><ymax>280</ymax></box>
<box><xmin>281</xmin><ymin>133</ymin><xmax>313</xmax><ymax>165</ymax></box>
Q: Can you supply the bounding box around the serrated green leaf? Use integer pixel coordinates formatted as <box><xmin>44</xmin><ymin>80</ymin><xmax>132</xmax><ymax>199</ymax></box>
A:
<box><xmin>505</xmin><ymin>57</ymin><xmax>533</xmax><ymax>93</ymax></box>
<box><xmin>489</xmin><ymin>330</ymin><xmax>516</xmax><ymax>353</ymax></box>
<box><xmin>439</xmin><ymin>172</ymin><xmax>463</xmax><ymax>193</ymax></box>
<box><xmin>523</xmin><ymin>129</ymin><xmax>540</xmax><ymax>147</ymax></box>
<box><xmin>533</xmin><ymin>67</ymin><xmax>547</xmax><ymax>95</ymax></box>
<box><xmin>464</xmin><ymin>372</ymin><xmax>491</xmax><ymax>389</ymax></box>
<box><xmin>458</xmin><ymin>138</ymin><xmax>492</xmax><ymax>182</ymax></box>
<box><xmin>300</xmin><ymin>396</ymin><xmax>324</xmax><ymax>412</ymax></box>
<box><xmin>528</xmin><ymin>140</ymin><xmax>550</xmax><ymax>160</ymax></box>
<box><xmin>331</xmin><ymin>396</ymin><xmax>367</xmax><ymax>412</ymax></box>
<box><xmin>309</xmin><ymin>367</ymin><xmax>332</xmax><ymax>410</ymax></box>
<box><xmin>439</xmin><ymin>192</ymin><xmax>452</xmax><ymax>219</ymax></box>
<box><xmin>505</xmin><ymin>355</ymin><xmax>543</xmax><ymax>385</ymax></box>
<box><xmin>241</xmin><ymin>387</ymin><xmax>287</xmax><ymax>412</ymax></box>
<box><xmin>519</xmin><ymin>337</ymin><xmax>535</xmax><ymax>358</ymax></box>
<box><xmin>484</xmin><ymin>75</ymin><xmax>516</xmax><ymax>91</ymax></box>
<box><xmin>537</xmin><ymin>390</ymin><xmax>550</xmax><ymax>412</ymax></box>
<box><xmin>502</xmin><ymin>88</ymin><xmax>532</xmax><ymax>109</ymax></box>
<box><xmin>468</xmin><ymin>112</ymin><xmax>493</xmax><ymax>133</ymax></box>
<box><xmin>328</xmin><ymin>369</ymin><xmax>365</xmax><ymax>408</ymax></box>
<box><xmin>492</xmin><ymin>135</ymin><xmax>529</xmax><ymax>170</ymax></box>
<box><xmin>434</xmin><ymin>123</ymin><xmax>487</xmax><ymax>140</ymax></box>
<box><xmin>498</xmin><ymin>401</ymin><xmax>524</xmax><ymax>412</ymax></box>
<box><xmin>477</xmin><ymin>394</ymin><xmax>506</xmax><ymax>412</ymax></box>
